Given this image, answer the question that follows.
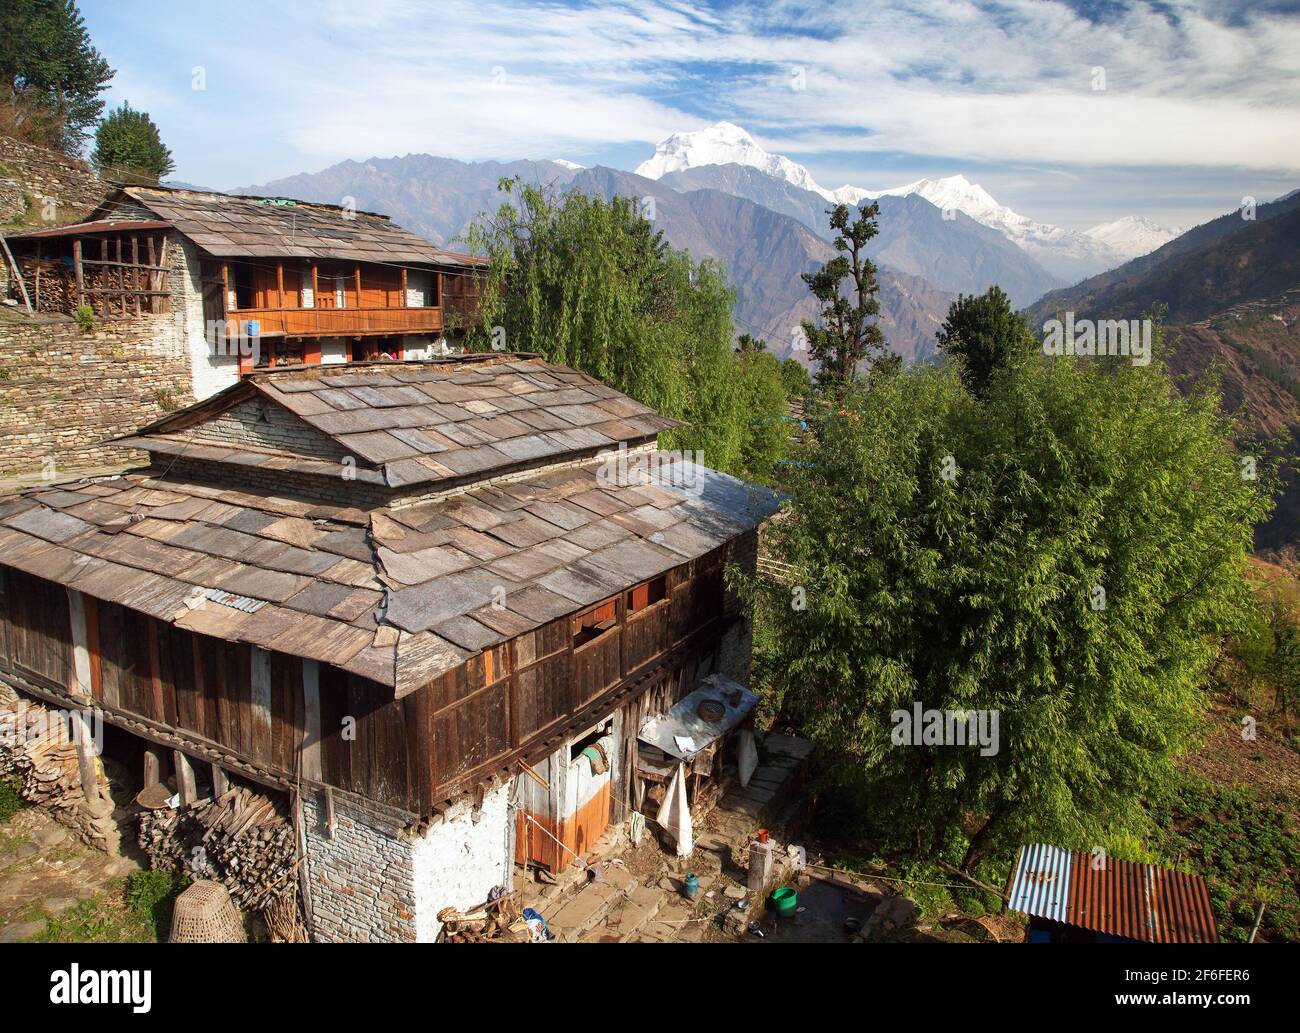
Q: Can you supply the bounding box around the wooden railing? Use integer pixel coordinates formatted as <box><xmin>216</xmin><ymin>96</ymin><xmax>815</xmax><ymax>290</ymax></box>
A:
<box><xmin>225</xmin><ymin>306</ymin><xmax>443</xmax><ymax>338</ymax></box>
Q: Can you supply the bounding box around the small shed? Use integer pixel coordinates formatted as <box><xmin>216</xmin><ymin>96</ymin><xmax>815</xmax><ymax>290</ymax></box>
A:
<box><xmin>1008</xmin><ymin>843</ymin><xmax>1219</xmax><ymax>944</ymax></box>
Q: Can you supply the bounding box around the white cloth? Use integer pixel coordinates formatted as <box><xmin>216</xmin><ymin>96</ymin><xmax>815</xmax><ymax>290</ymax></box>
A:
<box><xmin>655</xmin><ymin>762</ymin><xmax>693</xmax><ymax>857</ymax></box>
<box><xmin>737</xmin><ymin>728</ymin><xmax>758</xmax><ymax>788</ymax></box>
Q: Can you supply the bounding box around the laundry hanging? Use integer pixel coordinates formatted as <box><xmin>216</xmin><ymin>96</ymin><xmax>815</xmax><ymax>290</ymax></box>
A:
<box><xmin>655</xmin><ymin>762</ymin><xmax>693</xmax><ymax>857</ymax></box>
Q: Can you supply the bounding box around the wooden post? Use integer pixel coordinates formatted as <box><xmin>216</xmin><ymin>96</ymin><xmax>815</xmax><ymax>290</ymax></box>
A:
<box><xmin>131</xmin><ymin>235</ymin><xmax>140</xmax><ymax>316</ymax></box>
<box><xmin>400</xmin><ymin>266</ymin><xmax>408</xmax><ymax>308</ymax></box>
<box><xmin>174</xmin><ymin>749</ymin><xmax>197</xmax><ymax>806</ymax></box>
<box><xmin>354</xmin><ymin>263</ymin><xmax>361</xmax><ymax>309</ymax></box>
<box><xmin>212</xmin><ymin>763</ymin><xmax>229</xmax><ymax>798</ymax></box>
<box><xmin>73</xmin><ymin>237</ymin><xmax>84</xmax><ymax>309</ymax></box>
<box><xmin>0</xmin><ymin>236</ymin><xmax>32</xmax><ymax>314</ymax></box>
<box><xmin>33</xmin><ymin>240</ymin><xmax>41</xmax><ymax>310</ymax></box>
<box><xmin>146</xmin><ymin>236</ymin><xmax>157</xmax><ymax>313</ymax></box>
<box><xmin>143</xmin><ymin>746</ymin><xmax>164</xmax><ymax>787</ymax></box>
<box><xmin>70</xmin><ymin>709</ymin><xmax>102</xmax><ymax>805</ymax></box>
<box><xmin>301</xmin><ymin>660</ymin><xmax>322</xmax><ymax>782</ymax></box>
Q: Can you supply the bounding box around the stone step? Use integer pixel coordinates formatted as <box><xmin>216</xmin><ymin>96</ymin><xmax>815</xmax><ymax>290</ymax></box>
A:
<box><xmin>549</xmin><ymin>881</ymin><xmax>626</xmax><ymax>942</ymax></box>
<box><xmin>613</xmin><ymin>884</ymin><xmax>665</xmax><ymax>942</ymax></box>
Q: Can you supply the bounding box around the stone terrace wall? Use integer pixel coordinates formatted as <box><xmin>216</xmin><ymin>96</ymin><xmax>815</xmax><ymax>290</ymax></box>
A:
<box><xmin>0</xmin><ymin>136</ymin><xmax>106</xmax><ymax>223</ymax></box>
<box><xmin>0</xmin><ymin>313</ymin><xmax>193</xmax><ymax>477</ymax></box>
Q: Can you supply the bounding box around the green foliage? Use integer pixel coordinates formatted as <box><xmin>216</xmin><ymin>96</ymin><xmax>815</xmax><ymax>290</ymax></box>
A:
<box><xmin>91</xmin><ymin>102</ymin><xmax>174</xmax><ymax>182</ymax></box>
<box><xmin>73</xmin><ymin>302</ymin><xmax>92</xmax><ymax>333</ymax></box>
<box><xmin>126</xmin><ymin>868</ymin><xmax>190</xmax><ymax>937</ymax></box>
<box><xmin>0</xmin><ymin>0</ymin><xmax>113</xmax><ymax>151</ymax></box>
<box><xmin>935</xmin><ymin>285</ymin><xmax>1037</xmax><ymax>398</ymax></box>
<box><xmin>1149</xmin><ymin>777</ymin><xmax>1300</xmax><ymax>942</ymax></box>
<box><xmin>779</xmin><ymin>358</ymin><xmax>812</xmax><ymax>402</ymax></box>
<box><xmin>737</xmin><ymin>340</ymin><xmax>1276</xmax><ymax>871</ymax></box>
<box><xmin>800</xmin><ymin>202</ymin><xmax>891</xmax><ymax>390</ymax></box>
<box><xmin>0</xmin><ymin>774</ymin><xmax>25</xmax><ymax>822</ymax></box>
<box><xmin>463</xmin><ymin>180</ymin><xmax>793</xmax><ymax>481</ymax></box>
<box><xmin>1225</xmin><ymin>589</ymin><xmax>1300</xmax><ymax>722</ymax></box>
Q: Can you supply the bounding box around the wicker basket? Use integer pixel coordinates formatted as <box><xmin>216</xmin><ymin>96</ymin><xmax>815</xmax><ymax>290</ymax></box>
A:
<box><xmin>168</xmin><ymin>880</ymin><xmax>246</xmax><ymax>943</ymax></box>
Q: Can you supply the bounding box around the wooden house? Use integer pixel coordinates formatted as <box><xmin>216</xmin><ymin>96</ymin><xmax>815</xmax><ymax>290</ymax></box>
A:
<box><xmin>0</xmin><ymin>353</ymin><xmax>777</xmax><ymax>941</ymax></box>
<box><xmin>2</xmin><ymin>186</ymin><xmax>482</xmax><ymax>400</ymax></box>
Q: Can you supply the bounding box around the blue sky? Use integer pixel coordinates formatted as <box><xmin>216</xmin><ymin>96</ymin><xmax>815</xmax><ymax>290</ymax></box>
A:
<box><xmin>79</xmin><ymin>0</ymin><xmax>1300</xmax><ymax>230</ymax></box>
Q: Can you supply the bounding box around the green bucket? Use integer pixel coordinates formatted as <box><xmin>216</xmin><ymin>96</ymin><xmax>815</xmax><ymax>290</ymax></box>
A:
<box><xmin>771</xmin><ymin>886</ymin><xmax>798</xmax><ymax>917</ymax></box>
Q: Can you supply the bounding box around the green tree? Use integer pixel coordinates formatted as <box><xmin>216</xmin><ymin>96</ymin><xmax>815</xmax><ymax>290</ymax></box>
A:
<box><xmin>779</xmin><ymin>358</ymin><xmax>812</xmax><ymax>402</ymax></box>
<box><xmin>91</xmin><ymin>101</ymin><xmax>174</xmax><ymax>182</ymax></box>
<box><xmin>736</xmin><ymin>333</ymin><xmax>766</xmax><ymax>352</ymax></box>
<box><xmin>464</xmin><ymin>179</ymin><xmax>791</xmax><ymax>481</ymax></box>
<box><xmin>800</xmin><ymin>202</ymin><xmax>891</xmax><ymax>391</ymax></box>
<box><xmin>735</xmin><ymin>340</ymin><xmax>1275</xmax><ymax>872</ymax></box>
<box><xmin>935</xmin><ymin>285</ymin><xmax>1037</xmax><ymax>398</ymax></box>
<box><xmin>0</xmin><ymin>0</ymin><xmax>112</xmax><ymax>151</ymax></box>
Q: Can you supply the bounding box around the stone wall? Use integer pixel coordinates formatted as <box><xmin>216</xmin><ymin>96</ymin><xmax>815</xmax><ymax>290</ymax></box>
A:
<box><xmin>0</xmin><ymin>136</ymin><xmax>106</xmax><ymax>224</ymax></box>
<box><xmin>0</xmin><ymin>312</ymin><xmax>194</xmax><ymax>477</ymax></box>
<box><xmin>302</xmin><ymin>790</ymin><xmax>418</xmax><ymax>943</ymax></box>
<box><xmin>190</xmin><ymin>397</ymin><xmax>350</xmax><ymax>460</ymax></box>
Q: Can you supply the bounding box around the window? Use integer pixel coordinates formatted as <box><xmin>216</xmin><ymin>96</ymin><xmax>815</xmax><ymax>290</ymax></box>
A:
<box><xmin>573</xmin><ymin>598</ymin><xmax>617</xmax><ymax>648</ymax></box>
<box><xmin>231</xmin><ymin>262</ymin><xmax>254</xmax><ymax>310</ymax></box>
<box><xmin>626</xmin><ymin>575</ymin><xmax>667</xmax><ymax>615</ymax></box>
<box><xmin>569</xmin><ymin>719</ymin><xmax>613</xmax><ymax>764</ymax></box>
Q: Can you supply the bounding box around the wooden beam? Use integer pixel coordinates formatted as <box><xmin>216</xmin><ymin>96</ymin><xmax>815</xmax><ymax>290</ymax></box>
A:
<box><xmin>0</xmin><ymin>236</ymin><xmax>32</xmax><ymax>314</ymax></box>
<box><xmin>73</xmin><ymin>237</ymin><xmax>83</xmax><ymax>308</ymax></box>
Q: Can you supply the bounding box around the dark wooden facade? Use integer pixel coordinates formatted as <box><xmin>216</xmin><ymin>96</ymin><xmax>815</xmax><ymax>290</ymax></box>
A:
<box><xmin>0</xmin><ymin>540</ymin><xmax>736</xmax><ymax>819</ymax></box>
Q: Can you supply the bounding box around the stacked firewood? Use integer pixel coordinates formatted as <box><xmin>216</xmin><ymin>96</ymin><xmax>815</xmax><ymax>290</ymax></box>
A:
<box><xmin>138</xmin><ymin>785</ymin><xmax>299</xmax><ymax>917</ymax></box>
<box><xmin>0</xmin><ymin>699</ymin><xmax>114</xmax><ymax>850</ymax></box>
<box><xmin>438</xmin><ymin>890</ymin><xmax>529</xmax><ymax>943</ymax></box>
<box><xmin>17</xmin><ymin>257</ymin><xmax>73</xmax><ymax>313</ymax></box>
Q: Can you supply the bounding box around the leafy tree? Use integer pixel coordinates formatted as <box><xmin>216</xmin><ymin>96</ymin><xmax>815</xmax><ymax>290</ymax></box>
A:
<box><xmin>736</xmin><ymin>333</ymin><xmax>766</xmax><ymax>352</ymax></box>
<box><xmin>800</xmin><ymin>202</ymin><xmax>891</xmax><ymax>391</ymax></box>
<box><xmin>91</xmin><ymin>101</ymin><xmax>174</xmax><ymax>182</ymax></box>
<box><xmin>734</xmin><ymin>338</ymin><xmax>1275</xmax><ymax>872</ymax></box>
<box><xmin>935</xmin><ymin>285</ymin><xmax>1037</xmax><ymax>398</ymax></box>
<box><xmin>464</xmin><ymin>179</ymin><xmax>792</xmax><ymax>481</ymax></box>
<box><xmin>0</xmin><ymin>0</ymin><xmax>112</xmax><ymax>151</ymax></box>
<box><xmin>779</xmin><ymin>358</ymin><xmax>813</xmax><ymax>401</ymax></box>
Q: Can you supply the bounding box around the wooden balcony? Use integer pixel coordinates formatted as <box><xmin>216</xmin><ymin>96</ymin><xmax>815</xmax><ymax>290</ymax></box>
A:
<box><xmin>224</xmin><ymin>305</ymin><xmax>444</xmax><ymax>338</ymax></box>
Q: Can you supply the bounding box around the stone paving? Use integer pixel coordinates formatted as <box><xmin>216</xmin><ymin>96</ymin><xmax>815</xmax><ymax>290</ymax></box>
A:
<box><xmin>524</xmin><ymin>732</ymin><xmax>819</xmax><ymax>943</ymax></box>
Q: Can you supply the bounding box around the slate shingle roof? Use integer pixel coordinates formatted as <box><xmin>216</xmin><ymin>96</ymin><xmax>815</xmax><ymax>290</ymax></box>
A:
<box><xmin>119</xmin><ymin>355</ymin><xmax>683</xmax><ymax>491</ymax></box>
<box><xmin>0</xmin><ymin>458</ymin><xmax>776</xmax><ymax>696</ymax></box>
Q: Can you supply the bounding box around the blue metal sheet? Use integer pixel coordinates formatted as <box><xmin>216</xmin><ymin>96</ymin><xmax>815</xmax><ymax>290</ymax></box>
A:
<box><xmin>1008</xmin><ymin>843</ymin><xmax>1072</xmax><ymax>923</ymax></box>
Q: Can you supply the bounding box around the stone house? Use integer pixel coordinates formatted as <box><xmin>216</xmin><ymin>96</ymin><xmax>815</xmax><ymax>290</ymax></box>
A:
<box><xmin>3</xmin><ymin>184</ymin><xmax>483</xmax><ymax>402</ymax></box>
<box><xmin>0</xmin><ymin>353</ymin><xmax>777</xmax><ymax>941</ymax></box>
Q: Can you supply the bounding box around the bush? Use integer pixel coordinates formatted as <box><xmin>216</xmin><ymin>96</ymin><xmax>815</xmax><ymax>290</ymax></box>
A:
<box><xmin>126</xmin><ymin>868</ymin><xmax>190</xmax><ymax>939</ymax></box>
<box><xmin>0</xmin><ymin>775</ymin><xmax>25</xmax><ymax>823</ymax></box>
<box><xmin>74</xmin><ymin>304</ymin><xmax>93</xmax><ymax>333</ymax></box>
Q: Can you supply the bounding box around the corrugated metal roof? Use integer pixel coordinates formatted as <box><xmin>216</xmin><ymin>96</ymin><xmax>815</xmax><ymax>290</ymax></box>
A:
<box><xmin>1009</xmin><ymin>844</ymin><xmax>1218</xmax><ymax>943</ymax></box>
<box><xmin>1008</xmin><ymin>843</ymin><xmax>1072</xmax><ymax>923</ymax></box>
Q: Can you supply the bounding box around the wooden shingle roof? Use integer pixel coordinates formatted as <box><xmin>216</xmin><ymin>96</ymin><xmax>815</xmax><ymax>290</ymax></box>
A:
<box><xmin>108</xmin><ymin>185</ymin><xmax>479</xmax><ymax>267</ymax></box>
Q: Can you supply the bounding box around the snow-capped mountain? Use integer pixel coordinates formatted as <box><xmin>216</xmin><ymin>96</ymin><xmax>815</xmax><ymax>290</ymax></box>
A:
<box><xmin>637</xmin><ymin>123</ymin><xmax>1138</xmax><ymax>282</ymax></box>
<box><xmin>860</xmin><ymin>175</ymin><xmax>1118</xmax><ymax>282</ymax></box>
<box><xmin>1084</xmin><ymin>215</ymin><xmax>1182</xmax><ymax>262</ymax></box>
<box><xmin>636</xmin><ymin>121</ymin><xmax>865</xmax><ymax>206</ymax></box>
<box><xmin>551</xmin><ymin>158</ymin><xmax>585</xmax><ymax>170</ymax></box>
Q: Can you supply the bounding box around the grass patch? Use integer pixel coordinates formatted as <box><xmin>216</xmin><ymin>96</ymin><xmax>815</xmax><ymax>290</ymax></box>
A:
<box><xmin>0</xmin><ymin>775</ymin><xmax>25</xmax><ymax>823</ymax></box>
<box><xmin>31</xmin><ymin>869</ymin><xmax>191</xmax><ymax>943</ymax></box>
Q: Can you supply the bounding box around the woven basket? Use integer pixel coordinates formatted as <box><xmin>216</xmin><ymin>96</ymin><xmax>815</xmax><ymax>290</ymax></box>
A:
<box><xmin>168</xmin><ymin>880</ymin><xmax>246</xmax><ymax>943</ymax></box>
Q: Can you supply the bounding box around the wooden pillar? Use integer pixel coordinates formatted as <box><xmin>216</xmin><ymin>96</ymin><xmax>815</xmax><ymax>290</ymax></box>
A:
<box><xmin>70</xmin><ymin>709</ymin><xmax>102</xmax><ymax>805</ymax></box>
<box><xmin>174</xmin><ymin>749</ymin><xmax>197</xmax><ymax>806</ymax></box>
<box><xmin>33</xmin><ymin>240</ymin><xmax>41</xmax><ymax>310</ymax></box>
<box><xmin>143</xmin><ymin>746</ymin><xmax>164</xmax><ymax>788</ymax></box>
<box><xmin>212</xmin><ymin>763</ymin><xmax>229</xmax><ymax>798</ymax></box>
<box><xmin>301</xmin><ymin>660</ymin><xmax>322</xmax><ymax>782</ymax></box>
<box><xmin>354</xmin><ymin>263</ymin><xmax>361</xmax><ymax>309</ymax></box>
<box><xmin>400</xmin><ymin>266</ymin><xmax>408</xmax><ymax>308</ymax></box>
<box><xmin>72</xmin><ymin>237</ymin><xmax>83</xmax><ymax>309</ymax></box>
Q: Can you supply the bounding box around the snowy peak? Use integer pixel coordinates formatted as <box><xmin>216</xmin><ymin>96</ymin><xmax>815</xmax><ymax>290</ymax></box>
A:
<box><xmin>1085</xmin><ymin>215</ymin><xmax>1182</xmax><ymax>261</ymax></box>
<box><xmin>550</xmin><ymin>158</ymin><xmax>585</xmax><ymax>170</ymax></box>
<box><xmin>637</xmin><ymin>121</ymin><xmax>837</xmax><ymax>201</ymax></box>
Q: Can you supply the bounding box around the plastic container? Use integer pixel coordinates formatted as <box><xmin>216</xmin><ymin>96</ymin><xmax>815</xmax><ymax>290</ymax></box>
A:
<box><xmin>771</xmin><ymin>886</ymin><xmax>798</xmax><ymax>917</ymax></box>
<box><xmin>683</xmin><ymin>873</ymin><xmax>699</xmax><ymax>899</ymax></box>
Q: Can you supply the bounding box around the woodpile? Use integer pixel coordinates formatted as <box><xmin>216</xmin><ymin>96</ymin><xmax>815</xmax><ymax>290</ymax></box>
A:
<box><xmin>0</xmin><ymin>699</ymin><xmax>116</xmax><ymax>851</ymax></box>
<box><xmin>138</xmin><ymin>784</ymin><xmax>301</xmax><ymax>922</ymax></box>
<box><xmin>17</xmin><ymin>257</ymin><xmax>74</xmax><ymax>313</ymax></box>
<box><xmin>437</xmin><ymin>890</ymin><xmax>530</xmax><ymax>943</ymax></box>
